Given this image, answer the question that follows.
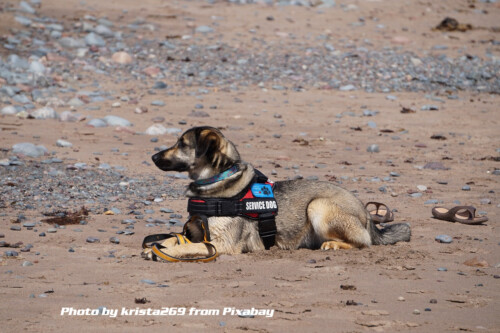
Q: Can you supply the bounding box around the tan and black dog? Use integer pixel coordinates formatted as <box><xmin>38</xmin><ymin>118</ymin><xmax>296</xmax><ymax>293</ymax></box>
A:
<box><xmin>149</xmin><ymin>126</ymin><xmax>410</xmax><ymax>258</ymax></box>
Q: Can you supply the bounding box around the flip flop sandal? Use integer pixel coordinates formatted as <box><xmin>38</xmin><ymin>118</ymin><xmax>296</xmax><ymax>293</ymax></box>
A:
<box><xmin>365</xmin><ymin>202</ymin><xmax>395</xmax><ymax>224</ymax></box>
<box><xmin>431</xmin><ymin>206</ymin><xmax>488</xmax><ymax>225</ymax></box>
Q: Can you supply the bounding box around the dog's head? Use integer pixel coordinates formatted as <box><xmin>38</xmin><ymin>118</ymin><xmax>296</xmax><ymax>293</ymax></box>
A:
<box><xmin>151</xmin><ymin>126</ymin><xmax>241</xmax><ymax>180</ymax></box>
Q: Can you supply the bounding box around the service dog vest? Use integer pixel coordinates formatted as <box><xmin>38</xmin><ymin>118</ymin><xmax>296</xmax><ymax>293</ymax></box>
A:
<box><xmin>187</xmin><ymin>169</ymin><xmax>278</xmax><ymax>250</ymax></box>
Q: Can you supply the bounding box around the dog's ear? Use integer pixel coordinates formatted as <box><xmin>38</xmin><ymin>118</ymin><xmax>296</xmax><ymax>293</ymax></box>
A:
<box><xmin>195</xmin><ymin>128</ymin><xmax>235</xmax><ymax>170</ymax></box>
<box><xmin>195</xmin><ymin>129</ymin><xmax>221</xmax><ymax>160</ymax></box>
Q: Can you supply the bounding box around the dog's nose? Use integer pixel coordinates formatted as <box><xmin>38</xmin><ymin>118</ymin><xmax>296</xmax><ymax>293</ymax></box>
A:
<box><xmin>152</xmin><ymin>152</ymin><xmax>161</xmax><ymax>164</ymax></box>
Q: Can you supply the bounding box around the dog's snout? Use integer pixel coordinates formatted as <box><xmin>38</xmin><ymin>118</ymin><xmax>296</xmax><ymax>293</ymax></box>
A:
<box><xmin>152</xmin><ymin>152</ymin><xmax>162</xmax><ymax>164</ymax></box>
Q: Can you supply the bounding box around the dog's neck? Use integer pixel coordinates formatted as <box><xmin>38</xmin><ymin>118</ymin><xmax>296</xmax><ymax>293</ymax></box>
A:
<box><xmin>186</xmin><ymin>163</ymin><xmax>255</xmax><ymax>198</ymax></box>
<box><xmin>193</xmin><ymin>165</ymin><xmax>240</xmax><ymax>186</ymax></box>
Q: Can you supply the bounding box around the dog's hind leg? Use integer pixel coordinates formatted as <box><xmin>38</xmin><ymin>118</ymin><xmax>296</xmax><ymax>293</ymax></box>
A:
<box><xmin>307</xmin><ymin>198</ymin><xmax>372</xmax><ymax>250</ymax></box>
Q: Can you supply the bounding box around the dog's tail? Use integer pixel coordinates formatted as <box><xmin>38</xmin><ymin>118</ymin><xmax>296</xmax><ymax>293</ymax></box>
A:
<box><xmin>368</xmin><ymin>219</ymin><xmax>411</xmax><ymax>245</ymax></box>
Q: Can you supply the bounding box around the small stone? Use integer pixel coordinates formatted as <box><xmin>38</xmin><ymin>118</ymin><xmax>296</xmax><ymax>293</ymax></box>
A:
<box><xmin>151</xmin><ymin>100</ymin><xmax>165</xmax><ymax>106</ymax></box>
<box><xmin>153</xmin><ymin>81</ymin><xmax>167</xmax><ymax>89</ymax></box>
<box><xmin>398</xmin><ymin>296</ymin><xmax>405</xmax><ymax>301</ymax></box>
<box><xmin>417</xmin><ymin>185</ymin><xmax>427</xmax><ymax>191</ymax></box>
<box><xmin>39</xmin><ymin>232</ymin><xmax>46</xmax><ymax>237</ymax></box>
<box><xmin>437</xmin><ymin>267</ymin><xmax>448</xmax><ymax>271</ymax></box>
<box><xmin>86</xmin><ymin>237</ymin><xmax>100</xmax><ymax>243</ymax></box>
<box><xmin>367</xmin><ymin>144</ymin><xmax>380</xmax><ymax>153</ymax></box>
<box><xmin>10</xmin><ymin>225</ymin><xmax>21</xmax><ymax>231</ymax></box>
<box><xmin>103</xmin><ymin>115</ymin><xmax>132</xmax><ymax>127</ymax></box>
<box><xmin>462</xmin><ymin>185</ymin><xmax>471</xmax><ymax>191</ymax></box>
<box><xmin>56</xmin><ymin>139</ymin><xmax>73</xmax><ymax>148</ymax></box>
<box><xmin>47</xmin><ymin>228</ymin><xmax>57</xmax><ymax>233</ymax></box>
<box><xmin>140</xmin><ymin>279</ymin><xmax>156</xmax><ymax>285</ymax></box>
<box><xmin>195</xmin><ymin>25</ymin><xmax>214</xmax><ymax>33</ymax></box>
<box><xmin>421</xmin><ymin>105</ymin><xmax>439</xmax><ymax>111</ymax></box>
<box><xmin>424</xmin><ymin>162</ymin><xmax>449</xmax><ymax>170</ymax></box>
<box><xmin>1</xmin><ymin>106</ymin><xmax>18</xmax><ymax>115</ymax></box>
<box><xmin>435</xmin><ymin>235</ymin><xmax>452</xmax><ymax>244</ymax></box>
<box><xmin>410</xmin><ymin>192</ymin><xmax>422</xmax><ymax>198</ymax></box>
<box><xmin>424</xmin><ymin>199</ymin><xmax>439</xmax><ymax>205</ymax></box>
<box><xmin>340</xmin><ymin>84</ymin><xmax>356</xmax><ymax>91</ymax></box>
<box><xmin>31</xmin><ymin>107</ymin><xmax>58</xmax><ymax>119</ymax></box>
<box><xmin>413</xmin><ymin>309</ymin><xmax>420</xmax><ymax>315</ymax></box>
<box><xmin>87</xmin><ymin>118</ymin><xmax>108</xmax><ymax>127</ymax></box>
<box><xmin>480</xmin><ymin>198</ymin><xmax>491</xmax><ymax>205</ymax></box>
<box><xmin>22</xmin><ymin>261</ymin><xmax>33</xmax><ymax>267</ymax></box>
<box><xmin>85</xmin><ymin>32</ymin><xmax>106</xmax><ymax>47</ymax></box>
<box><xmin>145</xmin><ymin>124</ymin><xmax>168</xmax><ymax>135</ymax></box>
<box><xmin>109</xmin><ymin>237</ymin><xmax>120</xmax><ymax>244</ymax></box>
<box><xmin>430</xmin><ymin>299</ymin><xmax>437</xmax><ymax>304</ymax></box>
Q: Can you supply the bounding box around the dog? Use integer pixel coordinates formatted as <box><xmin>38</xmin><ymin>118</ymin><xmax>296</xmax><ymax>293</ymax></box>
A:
<box><xmin>149</xmin><ymin>126</ymin><xmax>410</xmax><ymax>258</ymax></box>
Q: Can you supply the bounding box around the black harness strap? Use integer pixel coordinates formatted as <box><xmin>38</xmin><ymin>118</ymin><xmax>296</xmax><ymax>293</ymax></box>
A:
<box><xmin>187</xmin><ymin>169</ymin><xmax>278</xmax><ymax>250</ymax></box>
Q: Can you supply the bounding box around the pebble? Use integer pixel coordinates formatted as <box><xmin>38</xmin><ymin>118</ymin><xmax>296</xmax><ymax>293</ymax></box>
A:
<box><xmin>424</xmin><ymin>199</ymin><xmax>439</xmax><ymax>205</ymax></box>
<box><xmin>366</xmin><ymin>144</ymin><xmax>380</xmax><ymax>153</ymax></box>
<box><xmin>10</xmin><ymin>225</ymin><xmax>21</xmax><ymax>231</ymax></box>
<box><xmin>86</xmin><ymin>237</ymin><xmax>100</xmax><ymax>243</ymax></box>
<box><xmin>195</xmin><ymin>26</ymin><xmax>214</xmax><ymax>33</ymax></box>
<box><xmin>435</xmin><ymin>235</ymin><xmax>452</xmax><ymax>243</ymax></box>
<box><xmin>413</xmin><ymin>310</ymin><xmax>420</xmax><ymax>315</ymax></box>
<box><xmin>140</xmin><ymin>279</ymin><xmax>156</xmax><ymax>285</ymax></box>
<box><xmin>410</xmin><ymin>193</ymin><xmax>422</xmax><ymax>198</ymax></box>
<box><xmin>151</xmin><ymin>100</ymin><xmax>165</xmax><ymax>106</ymax></box>
<box><xmin>145</xmin><ymin>124</ymin><xmax>168</xmax><ymax>135</ymax></box>
<box><xmin>111</xmin><ymin>51</ymin><xmax>133</xmax><ymax>64</ymax></box>
<box><xmin>437</xmin><ymin>267</ymin><xmax>448</xmax><ymax>271</ymax></box>
<box><xmin>462</xmin><ymin>185</ymin><xmax>471</xmax><ymax>191</ymax></box>
<box><xmin>22</xmin><ymin>261</ymin><xmax>33</xmax><ymax>267</ymax></box>
<box><xmin>1</xmin><ymin>106</ymin><xmax>18</xmax><ymax>115</ymax></box>
<box><xmin>103</xmin><ymin>115</ymin><xmax>133</xmax><ymax>127</ymax></box>
<box><xmin>109</xmin><ymin>237</ymin><xmax>120</xmax><ymax>244</ymax></box>
<box><xmin>421</xmin><ymin>105</ymin><xmax>439</xmax><ymax>111</ymax></box>
<box><xmin>87</xmin><ymin>118</ymin><xmax>108</xmax><ymax>127</ymax></box>
<box><xmin>47</xmin><ymin>228</ymin><xmax>57</xmax><ymax>233</ymax></box>
<box><xmin>56</xmin><ymin>139</ymin><xmax>73</xmax><ymax>148</ymax></box>
<box><xmin>480</xmin><ymin>198</ymin><xmax>491</xmax><ymax>205</ymax></box>
<box><xmin>340</xmin><ymin>84</ymin><xmax>356</xmax><ymax>91</ymax></box>
<box><xmin>12</xmin><ymin>142</ymin><xmax>48</xmax><ymax>158</ymax></box>
<box><xmin>31</xmin><ymin>107</ymin><xmax>58</xmax><ymax>119</ymax></box>
<box><xmin>417</xmin><ymin>185</ymin><xmax>427</xmax><ymax>191</ymax></box>
<box><xmin>85</xmin><ymin>32</ymin><xmax>106</xmax><ymax>46</ymax></box>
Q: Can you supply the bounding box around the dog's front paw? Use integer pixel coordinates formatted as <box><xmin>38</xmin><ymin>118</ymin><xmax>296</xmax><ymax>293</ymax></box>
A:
<box><xmin>321</xmin><ymin>240</ymin><xmax>353</xmax><ymax>251</ymax></box>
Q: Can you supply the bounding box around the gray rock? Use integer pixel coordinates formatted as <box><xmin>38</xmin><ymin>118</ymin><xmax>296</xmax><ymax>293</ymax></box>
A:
<box><xmin>31</xmin><ymin>107</ymin><xmax>58</xmax><ymax>119</ymax></box>
<box><xmin>151</xmin><ymin>100</ymin><xmax>165</xmax><ymax>106</ymax></box>
<box><xmin>435</xmin><ymin>235</ymin><xmax>452</xmax><ymax>243</ymax></box>
<box><xmin>86</xmin><ymin>237</ymin><xmax>100</xmax><ymax>243</ymax></box>
<box><xmin>94</xmin><ymin>25</ymin><xmax>114</xmax><ymax>37</ymax></box>
<box><xmin>1</xmin><ymin>106</ymin><xmax>18</xmax><ymax>115</ymax></box>
<box><xmin>59</xmin><ymin>37</ymin><xmax>86</xmax><ymax>49</ymax></box>
<box><xmin>424</xmin><ymin>199</ymin><xmax>439</xmax><ymax>204</ymax></box>
<box><xmin>12</xmin><ymin>142</ymin><xmax>48</xmax><ymax>157</ymax></box>
<box><xmin>22</xmin><ymin>261</ymin><xmax>34</xmax><ymax>267</ymax></box>
<box><xmin>56</xmin><ymin>139</ymin><xmax>73</xmax><ymax>148</ymax></box>
<box><xmin>421</xmin><ymin>105</ymin><xmax>439</xmax><ymax>111</ymax></box>
<box><xmin>87</xmin><ymin>118</ymin><xmax>108</xmax><ymax>127</ymax></box>
<box><xmin>140</xmin><ymin>279</ymin><xmax>156</xmax><ymax>285</ymax></box>
<box><xmin>29</xmin><ymin>61</ymin><xmax>45</xmax><ymax>74</ymax></box>
<box><xmin>103</xmin><ymin>115</ymin><xmax>132</xmax><ymax>127</ymax></box>
<box><xmin>84</xmin><ymin>32</ymin><xmax>106</xmax><ymax>47</ymax></box>
<box><xmin>367</xmin><ymin>144</ymin><xmax>380</xmax><ymax>153</ymax></box>
<box><xmin>109</xmin><ymin>237</ymin><xmax>120</xmax><ymax>244</ymax></box>
<box><xmin>196</xmin><ymin>25</ymin><xmax>214</xmax><ymax>33</ymax></box>
<box><xmin>15</xmin><ymin>16</ymin><xmax>32</xmax><ymax>26</ymax></box>
<box><xmin>340</xmin><ymin>84</ymin><xmax>356</xmax><ymax>91</ymax></box>
<box><xmin>462</xmin><ymin>185</ymin><xmax>471</xmax><ymax>191</ymax></box>
<box><xmin>19</xmin><ymin>1</ymin><xmax>36</xmax><ymax>14</ymax></box>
